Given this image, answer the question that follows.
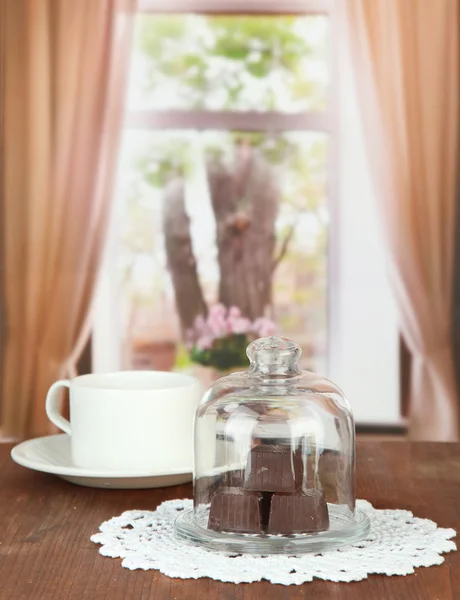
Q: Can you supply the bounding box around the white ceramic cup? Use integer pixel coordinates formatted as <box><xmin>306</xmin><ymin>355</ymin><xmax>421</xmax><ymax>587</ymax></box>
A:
<box><xmin>45</xmin><ymin>371</ymin><xmax>201</xmax><ymax>473</ymax></box>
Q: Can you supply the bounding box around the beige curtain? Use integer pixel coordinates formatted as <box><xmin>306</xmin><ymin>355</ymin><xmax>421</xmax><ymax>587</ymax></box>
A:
<box><xmin>1</xmin><ymin>0</ymin><xmax>135</xmax><ymax>438</ymax></box>
<box><xmin>345</xmin><ymin>0</ymin><xmax>459</xmax><ymax>440</ymax></box>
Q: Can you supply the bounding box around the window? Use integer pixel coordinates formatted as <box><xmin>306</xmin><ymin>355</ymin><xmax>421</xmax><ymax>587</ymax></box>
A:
<box><xmin>93</xmin><ymin>0</ymin><xmax>401</xmax><ymax>425</ymax></box>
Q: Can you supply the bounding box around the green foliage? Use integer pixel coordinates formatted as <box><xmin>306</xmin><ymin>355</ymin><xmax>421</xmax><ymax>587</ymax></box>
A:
<box><xmin>132</xmin><ymin>139</ymin><xmax>192</xmax><ymax>188</ymax></box>
<box><xmin>190</xmin><ymin>334</ymin><xmax>249</xmax><ymax>370</ymax></box>
<box><xmin>128</xmin><ymin>131</ymin><xmax>327</xmax><ymax>195</ymax></box>
<box><xmin>136</xmin><ymin>14</ymin><xmax>325</xmax><ymax>110</ymax></box>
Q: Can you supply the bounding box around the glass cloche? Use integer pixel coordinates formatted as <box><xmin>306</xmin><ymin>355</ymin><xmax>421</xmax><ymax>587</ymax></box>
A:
<box><xmin>175</xmin><ymin>336</ymin><xmax>370</xmax><ymax>554</ymax></box>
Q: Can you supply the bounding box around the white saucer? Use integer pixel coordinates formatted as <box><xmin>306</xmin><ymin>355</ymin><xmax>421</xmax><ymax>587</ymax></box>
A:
<box><xmin>11</xmin><ymin>434</ymin><xmax>193</xmax><ymax>489</ymax></box>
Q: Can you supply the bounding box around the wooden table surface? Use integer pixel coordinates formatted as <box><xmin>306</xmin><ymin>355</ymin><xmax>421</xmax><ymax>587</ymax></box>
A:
<box><xmin>0</xmin><ymin>441</ymin><xmax>459</xmax><ymax>600</ymax></box>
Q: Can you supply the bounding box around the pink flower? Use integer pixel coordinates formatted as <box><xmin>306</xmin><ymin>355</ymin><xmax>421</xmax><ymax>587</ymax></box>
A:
<box><xmin>209</xmin><ymin>303</ymin><xmax>226</xmax><ymax>318</ymax></box>
<box><xmin>252</xmin><ymin>317</ymin><xmax>277</xmax><ymax>338</ymax></box>
<box><xmin>197</xmin><ymin>334</ymin><xmax>214</xmax><ymax>350</ymax></box>
<box><xmin>228</xmin><ymin>306</ymin><xmax>241</xmax><ymax>319</ymax></box>
<box><xmin>207</xmin><ymin>311</ymin><xmax>226</xmax><ymax>338</ymax></box>
<box><xmin>229</xmin><ymin>316</ymin><xmax>251</xmax><ymax>335</ymax></box>
<box><xmin>190</xmin><ymin>305</ymin><xmax>276</xmax><ymax>349</ymax></box>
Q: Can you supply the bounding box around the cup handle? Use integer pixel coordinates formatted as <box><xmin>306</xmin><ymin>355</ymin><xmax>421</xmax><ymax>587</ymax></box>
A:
<box><xmin>45</xmin><ymin>380</ymin><xmax>71</xmax><ymax>435</ymax></box>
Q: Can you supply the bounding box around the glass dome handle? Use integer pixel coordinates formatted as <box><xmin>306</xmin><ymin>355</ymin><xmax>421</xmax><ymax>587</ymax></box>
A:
<box><xmin>246</xmin><ymin>336</ymin><xmax>302</xmax><ymax>376</ymax></box>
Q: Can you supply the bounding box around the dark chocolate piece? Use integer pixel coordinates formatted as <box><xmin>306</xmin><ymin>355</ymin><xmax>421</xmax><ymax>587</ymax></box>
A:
<box><xmin>318</xmin><ymin>450</ymin><xmax>351</xmax><ymax>506</ymax></box>
<box><xmin>267</xmin><ymin>489</ymin><xmax>329</xmax><ymax>534</ymax></box>
<box><xmin>208</xmin><ymin>487</ymin><xmax>265</xmax><ymax>533</ymax></box>
<box><xmin>197</xmin><ymin>470</ymin><xmax>245</xmax><ymax>505</ymax></box>
<box><xmin>244</xmin><ymin>444</ymin><xmax>303</xmax><ymax>492</ymax></box>
<box><xmin>221</xmin><ymin>469</ymin><xmax>245</xmax><ymax>488</ymax></box>
<box><xmin>194</xmin><ymin>475</ymin><xmax>220</xmax><ymax>506</ymax></box>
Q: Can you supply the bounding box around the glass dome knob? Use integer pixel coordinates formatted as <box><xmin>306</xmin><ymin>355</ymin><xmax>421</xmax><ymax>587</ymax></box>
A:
<box><xmin>246</xmin><ymin>336</ymin><xmax>301</xmax><ymax>375</ymax></box>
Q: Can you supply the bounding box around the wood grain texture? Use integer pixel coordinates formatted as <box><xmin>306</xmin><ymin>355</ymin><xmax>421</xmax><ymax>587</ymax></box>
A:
<box><xmin>0</xmin><ymin>442</ymin><xmax>458</xmax><ymax>599</ymax></box>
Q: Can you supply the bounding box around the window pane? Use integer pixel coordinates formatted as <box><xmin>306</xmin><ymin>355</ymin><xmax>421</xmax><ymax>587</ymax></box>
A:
<box><xmin>112</xmin><ymin>129</ymin><xmax>328</xmax><ymax>374</ymax></box>
<box><xmin>128</xmin><ymin>14</ymin><xmax>330</xmax><ymax>112</ymax></box>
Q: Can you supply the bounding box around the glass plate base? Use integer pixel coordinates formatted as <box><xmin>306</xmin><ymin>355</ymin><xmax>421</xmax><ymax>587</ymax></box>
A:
<box><xmin>175</xmin><ymin>504</ymin><xmax>371</xmax><ymax>555</ymax></box>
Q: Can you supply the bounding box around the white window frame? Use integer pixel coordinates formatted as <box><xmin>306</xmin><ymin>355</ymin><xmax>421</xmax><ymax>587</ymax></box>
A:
<box><xmin>93</xmin><ymin>0</ymin><xmax>402</xmax><ymax>426</ymax></box>
<box><xmin>138</xmin><ymin>0</ymin><xmax>333</xmax><ymax>15</ymax></box>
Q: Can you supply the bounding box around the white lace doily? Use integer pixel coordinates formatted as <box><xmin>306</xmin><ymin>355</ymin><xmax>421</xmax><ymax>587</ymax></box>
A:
<box><xmin>91</xmin><ymin>499</ymin><xmax>456</xmax><ymax>585</ymax></box>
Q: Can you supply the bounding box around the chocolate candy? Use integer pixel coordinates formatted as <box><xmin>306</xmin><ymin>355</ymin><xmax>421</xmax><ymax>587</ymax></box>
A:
<box><xmin>318</xmin><ymin>450</ymin><xmax>351</xmax><ymax>507</ymax></box>
<box><xmin>207</xmin><ymin>444</ymin><xmax>330</xmax><ymax>535</ymax></box>
<box><xmin>208</xmin><ymin>487</ymin><xmax>265</xmax><ymax>533</ymax></box>
<box><xmin>222</xmin><ymin>469</ymin><xmax>245</xmax><ymax>488</ymax></box>
<box><xmin>194</xmin><ymin>475</ymin><xmax>220</xmax><ymax>505</ymax></box>
<box><xmin>244</xmin><ymin>444</ymin><xmax>303</xmax><ymax>492</ymax></box>
<box><xmin>195</xmin><ymin>470</ymin><xmax>246</xmax><ymax>506</ymax></box>
<box><xmin>267</xmin><ymin>489</ymin><xmax>329</xmax><ymax>534</ymax></box>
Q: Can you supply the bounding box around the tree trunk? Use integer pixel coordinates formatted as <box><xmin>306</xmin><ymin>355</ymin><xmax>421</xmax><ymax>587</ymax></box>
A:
<box><xmin>207</xmin><ymin>146</ymin><xmax>279</xmax><ymax>320</ymax></box>
<box><xmin>162</xmin><ymin>178</ymin><xmax>207</xmax><ymax>334</ymax></box>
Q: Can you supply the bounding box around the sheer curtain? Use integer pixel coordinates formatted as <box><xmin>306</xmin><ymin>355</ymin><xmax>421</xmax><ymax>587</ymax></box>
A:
<box><xmin>0</xmin><ymin>0</ymin><xmax>136</xmax><ymax>437</ymax></box>
<box><xmin>344</xmin><ymin>0</ymin><xmax>459</xmax><ymax>440</ymax></box>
